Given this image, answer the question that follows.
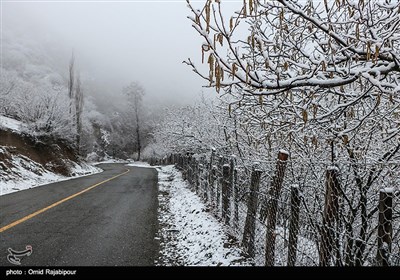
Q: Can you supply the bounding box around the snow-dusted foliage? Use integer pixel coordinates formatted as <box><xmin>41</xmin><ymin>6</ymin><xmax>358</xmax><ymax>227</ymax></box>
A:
<box><xmin>0</xmin><ymin>69</ymin><xmax>74</xmax><ymax>141</ymax></box>
<box><xmin>184</xmin><ymin>0</ymin><xmax>400</xmax><ymax>163</ymax></box>
<box><xmin>186</xmin><ymin>0</ymin><xmax>399</xmax><ymax>107</ymax></box>
<box><xmin>146</xmin><ymin>0</ymin><xmax>400</xmax><ymax>266</ymax></box>
<box><xmin>143</xmin><ymin>94</ymin><xmax>241</xmax><ymax>160</ymax></box>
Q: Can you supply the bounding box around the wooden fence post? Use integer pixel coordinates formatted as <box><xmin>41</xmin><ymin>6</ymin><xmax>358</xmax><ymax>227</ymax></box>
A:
<box><xmin>222</xmin><ymin>164</ymin><xmax>231</xmax><ymax>225</ymax></box>
<box><xmin>216</xmin><ymin>156</ymin><xmax>224</xmax><ymax>213</ymax></box>
<box><xmin>260</xmin><ymin>150</ymin><xmax>289</xmax><ymax>222</ymax></box>
<box><xmin>188</xmin><ymin>155</ymin><xmax>193</xmax><ymax>186</ymax></box>
<box><xmin>180</xmin><ymin>154</ymin><xmax>184</xmax><ymax>170</ymax></box>
<box><xmin>199</xmin><ymin>162</ymin><xmax>207</xmax><ymax>202</ymax></box>
<box><xmin>264</xmin><ymin>150</ymin><xmax>289</xmax><ymax>266</ymax></box>
<box><xmin>242</xmin><ymin>163</ymin><xmax>262</xmax><ymax>258</ymax></box>
<box><xmin>182</xmin><ymin>154</ymin><xmax>188</xmax><ymax>180</ymax></box>
<box><xmin>287</xmin><ymin>184</ymin><xmax>301</xmax><ymax>266</ymax></box>
<box><xmin>176</xmin><ymin>154</ymin><xmax>181</xmax><ymax>169</ymax></box>
<box><xmin>193</xmin><ymin>159</ymin><xmax>199</xmax><ymax>192</ymax></box>
<box><xmin>207</xmin><ymin>151</ymin><xmax>214</xmax><ymax>203</ymax></box>
<box><xmin>230</xmin><ymin>156</ymin><xmax>239</xmax><ymax>229</ymax></box>
<box><xmin>376</xmin><ymin>188</ymin><xmax>393</xmax><ymax>266</ymax></box>
<box><xmin>209</xmin><ymin>165</ymin><xmax>216</xmax><ymax>207</ymax></box>
<box><xmin>319</xmin><ymin>167</ymin><xmax>341</xmax><ymax>266</ymax></box>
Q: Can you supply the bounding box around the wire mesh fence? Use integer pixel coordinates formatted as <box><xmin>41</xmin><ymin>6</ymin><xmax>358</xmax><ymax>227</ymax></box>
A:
<box><xmin>150</xmin><ymin>151</ymin><xmax>399</xmax><ymax>266</ymax></box>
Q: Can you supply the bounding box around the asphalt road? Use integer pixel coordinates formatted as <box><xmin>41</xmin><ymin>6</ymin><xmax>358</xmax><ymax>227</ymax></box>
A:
<box><xmin>0</xmin><ymin>163</ymin><xmax>159</xmax><ymax>266</ymax></box>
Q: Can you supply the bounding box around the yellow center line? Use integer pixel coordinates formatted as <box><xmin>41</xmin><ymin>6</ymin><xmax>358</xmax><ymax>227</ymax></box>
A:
<box><xmin>0</xmin><ymin>168</ymin><xmax>130</xmax><ymax>233</ymax></box>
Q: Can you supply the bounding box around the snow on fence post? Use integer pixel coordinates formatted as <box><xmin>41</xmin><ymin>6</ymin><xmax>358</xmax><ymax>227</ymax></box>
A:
<box><xmin>208</xmin><ymin>149</ymin><xmax>216</xmax><ymax>204</ymax></box>
<box><xmin>182</xmin><ymin>154</ymin><xmax>188</xmax><ymax>180</ymax></box>
<box><xmin>185</xmin><ymin>154</ymin><xmax>190</xmax><ymax>182</ymax></box>
<box><xmin>198</xmin><ymin>159</ymin><xmax>207</xmax><ymax>202</ymax></box>
<box><xmin>230</xmin><ymin>155</ymin><xmax>239</xmax><ymax>229</ymax></box>
<box><xmin>196</xmin><ymin>159</ymin><xmax>201</xmax><ymax>193</ymax></box>
<box><xmin>319</xmin><ymin>167</ymin><xmax>341</xmax><ymax>266</ymax></box>
<box><xmin>187</xmin><ymin>154</ymin><xmax>193</xmax><ymax>186</ymax></box>
<box><xmin>210</xmin><ymin>165</ymin><xmax>218</xmax><ymax>208</ymax></box>
<box><xmin>287</xmin><ymin>184</ymin><xmax>301</xmax><ymax>266</ymax></box>
<box><xmin>216</xmin><ymin>156</ymin><xmax>224</xmax><ymax>214</ymax></box>
<box><xmin>193</xmin><ymin>158</ymin><xmax>199</xmax><ymax>193</ymax></box>
<box><xmin>229</xmin><ymin>156</ymin><xmax>235</xmax><ymax>218</ymax></box>
<box><xmin>203</xmin><ymin>161</ymin><xmax>208</xmax><ymax>202</ymax></box>
<box><xmin>376</xmin><ymin>188</ymin><xmax>393</xmax><ymax>266</ymax></box>
<box><xmin>176</xmin><ymin>154</ymin><xmax>180</xmax><ymax>169</ymax></box>
<box><xmin>178</xmin><ymin>154</ymin><xmax>183</xmax><ymax>169</ymax></box>
<box><xmin>265</xmin><ymin>150</ymin><xmax>289</xmax><ymax>266</ymax></box>
<box><xmin>242</xmin><ymin>162</ymin><xmax>262</xmax><ymax>259</ymax></box>
<box><xmin>260</xmin><ymin>151</ymin><xmax>289</xmax><ymax>223</ymax></box>
<box><xmin>222</xmin><ymin>164</ymin><xmax>231</xmax><ymax>225</ymax></box>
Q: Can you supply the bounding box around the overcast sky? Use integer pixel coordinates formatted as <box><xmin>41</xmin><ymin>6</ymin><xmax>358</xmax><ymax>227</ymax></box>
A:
<box><xmin>1</xmin><ymin>0</ymin><xmax>242</xmax><ymax>104</ymax></box>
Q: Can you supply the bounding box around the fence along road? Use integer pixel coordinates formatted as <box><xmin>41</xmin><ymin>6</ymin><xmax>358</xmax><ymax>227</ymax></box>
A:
<box><xmin>0</xmin><ymin>163</ymin><xmax>159</xmax><ymax>266</ymax></box>
<box><xmin>153</xmin><ymin>152</ymin><xmax>399</xmax><ymax>266</ymax></box>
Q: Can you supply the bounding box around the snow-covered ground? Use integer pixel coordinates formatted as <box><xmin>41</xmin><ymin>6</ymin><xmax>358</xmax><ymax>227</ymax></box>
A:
<box><xmin>0</xmin><ymin>148</ymin><xmax>102</xmax><ymax>196</ymax></box>
<box><xmin>0</xmin><ymin>158</ymin><xmax>159</xmax><ymax>196</ymax></box>
<box><xmin>0</xmin><ymin>115</ymin><xmax>24</xmax><ymax>132</ymax></box>
<box><xmin>126</xmin><ymin>161</ymin><xmax>153</xmax><ymax>168</ymax></box>
<box><xmin>156</xmin><ymin>165</ymin><xmax>252</xmax><ymax>266</ymax></box>
<box><xmin>93</xmin><ymin>158</ymin><xmax>130</xmax><ymax>165</ymax></box>
<box><xmin>0</xmin><ymin>115</ymin><xmax>104</xmax><ymax>195</ymax></box>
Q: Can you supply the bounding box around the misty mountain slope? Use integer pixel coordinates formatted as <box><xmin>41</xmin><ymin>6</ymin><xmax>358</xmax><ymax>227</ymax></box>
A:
<box><xmin>0</xmin><ymin>116</ymin><xmax>101</xmax><ymax>196</ymax></box>
<box><xmin>0</xmin><ymin>27</ymin><xmax>160</xmax><ymax>161</ymax></box>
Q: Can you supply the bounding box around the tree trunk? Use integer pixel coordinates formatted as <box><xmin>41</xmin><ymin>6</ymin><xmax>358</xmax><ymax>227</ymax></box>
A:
<box><xmin>135</xmin><ymin>105</ymin><xmax>141</xmax><ymax>161</ymax></box>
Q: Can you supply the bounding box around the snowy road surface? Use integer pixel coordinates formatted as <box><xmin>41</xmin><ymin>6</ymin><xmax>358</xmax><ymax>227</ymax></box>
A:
<box><xmin>0</xmin><ymin>164</ymin><xmax>159</xmax><ymax>266</ymax></box>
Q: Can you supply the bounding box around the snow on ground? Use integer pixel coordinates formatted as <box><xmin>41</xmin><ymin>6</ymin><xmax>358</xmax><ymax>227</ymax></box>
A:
<box><xmin>127</xmin><ymin>161</ymin><xmax>153</xmax><ymax>168</ymax></box>
<box><xmin>156</xmin><ymin>164</ymin><xmax>252</xmax><ymax>266</ymax></box>
<box><xmin>93</xmin><ymin>158</ymin><xmax>129</xmax><ymax>165</ymax></box>
<box><xmin>0</xmin><ymin>151</ymin><xmax>102</xmax><ymax>196</ymax></box>
<box><xmin>0</xmin><ymin>115</ymin><xmax>24</xmax><ymax>132</ymax></box>
<box><xmin>0</xmin><ymin>156</ymin><xmax>158</xmax><ymax>196</ymax></box>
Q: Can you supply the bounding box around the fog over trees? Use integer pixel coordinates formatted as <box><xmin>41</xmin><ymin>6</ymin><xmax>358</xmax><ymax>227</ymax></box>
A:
<box><xmin>0</xmin><ymin>30</ymin><xmax>158</xmax><ymax>160</ymax></box>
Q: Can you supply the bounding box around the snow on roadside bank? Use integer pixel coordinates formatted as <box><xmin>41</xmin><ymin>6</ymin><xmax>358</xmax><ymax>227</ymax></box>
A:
<box><xmin>0</xmin><ymin>152</ymin><xmax>102</xmax><ymax>196</ymax></box>
<box><xmin>126</xmin><ymin>161</ymin><xmax>153</xmax><ymax>168</ymax></box>
<box><xmin>0</xmin><ymin>115</ymin><xmax>24</xmax><ymax>132</ymax></box>
<box><xmin>156</xmin><ymin>165</ymin><xmax>252</xmax><ymax>266</ymax></box>
<box><xmin>0</xmin><ymin>158</ymin><xmax>156</xmax><ymax>196</ymax></box>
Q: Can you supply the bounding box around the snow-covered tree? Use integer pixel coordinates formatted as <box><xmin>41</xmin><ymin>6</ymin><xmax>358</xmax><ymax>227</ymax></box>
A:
<box><xmin>66</xmin><ymin>53</ymin><xmax>85</xmax><ymax>153</ymax></box>
<box><xmin>180</xmin><ymin>0</ymin><xmax>400</xmax><ymax>266</ymax></box>
<box><xmin>183</xmin><ymin>0</ymin><xmax>400</xmax><ymax>164</ymax></box>
<box><xmin>186</xmin><ymin>0</ymin><xmax>399</xmax><ymax>105</ymax></box>
<box><xmin>123</xmin><ymin>82</ymin><xmax>146</xmax><ymax>160</ymax></box>
<box><xmin>185</xmin><ymin>0</ymin><xmax>399</xmax><ymax>148</ymax></box>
